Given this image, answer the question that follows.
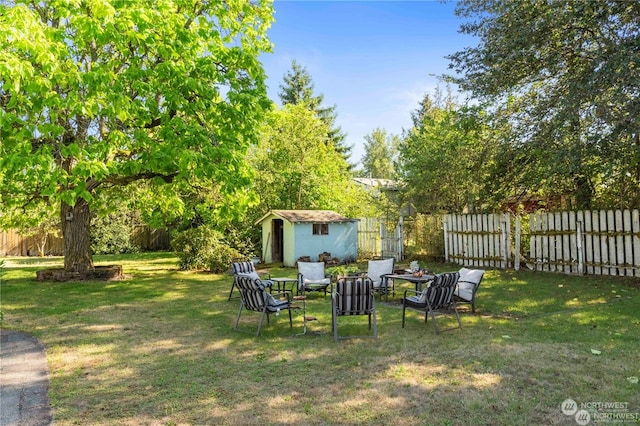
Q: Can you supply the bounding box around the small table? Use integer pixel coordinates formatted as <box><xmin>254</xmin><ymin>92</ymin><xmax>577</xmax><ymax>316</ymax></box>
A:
<box><xmin>269</xmin><ymin>277</ymin><xmax>298</xmax><ymax>296</ymax></box>
<box><xmin>383</xmin><ymin>273</ymin><xmax>435</xmax><ymax>293</ymax></box>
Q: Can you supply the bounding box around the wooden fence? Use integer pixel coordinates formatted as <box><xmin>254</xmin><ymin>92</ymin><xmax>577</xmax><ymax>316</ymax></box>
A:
<box><xmin>357</xmin><ymin>217</ymin><xmax>404</xmax><ymax>260</ymax></box>
<box><xmin>1</xmin><ymin>226</ymin><xmax>171</xmax><ymax>256</ymax></box>
<box><xmin>0</xmin><ymin>229</ymin><xmax>64</xmax><ymax>256</ymax></box>
<box><xmin>357</xmin><ymin>217</ymin><xmax>379</xmax><ymax>257</ymax></box>
<box><xmin>7</xmin><ymin>209</ymin><xmax>638</xmax><ymax>277</ymax></box>
<box><xmin>530</xmin><ymin>210</ymin><xmax>640</xmax><ymax>276</ymax></box>
<box><xmin>443</xmin><ymin>209</ymin><xmax>640</xmax><ymax>277</ymax></box>
<box><xmin>380</xmin><ymin>217</ymin><xmax>404</xmax><ymax>260</ymax></box>
<box><xmin>131</xmin><ymin>226</ymin><xmax>172</xmax><ymax>252</ymax></box>
<box><xmin>443</xmin><ymin>213</ymin><xmax>511</xmax><ymax>269</ymax></box>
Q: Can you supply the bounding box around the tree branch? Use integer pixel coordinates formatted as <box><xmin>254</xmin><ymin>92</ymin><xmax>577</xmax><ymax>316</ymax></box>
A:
<box><xmin>102</xmin><ymin>171</ymin><xmax>179</xmax><ymax>188</ymax></box>
<box><xmin>144</xmin><ymin>109</ymin><xmax>177</xmax><ymax>129</ymax></box>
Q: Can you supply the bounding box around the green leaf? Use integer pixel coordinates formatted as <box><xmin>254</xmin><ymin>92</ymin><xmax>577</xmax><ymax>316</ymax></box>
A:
<box><xmin>0</xmin><ymin>0</ymin><xmax>274</xmax><ymax>270</ymax></box>
<box><xmin>60</xmin><ymin>191</ymin><xmax>77</xmax><ymax>207</ymax></box>
<box><xmin>61</xmin><ymin>143</ymin><xmax>81</xmax><ymax>158</ymax></box>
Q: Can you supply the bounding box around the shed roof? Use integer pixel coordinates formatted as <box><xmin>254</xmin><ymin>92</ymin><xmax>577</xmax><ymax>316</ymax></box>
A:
<box><xmin>256</xmin><ymin>210</ymin><xmax>356</xmax><ymax>225</ymax></box>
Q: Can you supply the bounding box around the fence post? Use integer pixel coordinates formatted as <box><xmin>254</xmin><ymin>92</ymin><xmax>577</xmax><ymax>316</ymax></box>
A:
<box><xmin>501</xmin><ymin>217</ymin><xmax>509</xmax><ymax>269</ymax></box>
<box><xmin>398</xmin><ymin>216</ymin><xmax>404</xmax><ymax>260</ymax></box>
<box><xmin>379</xmin><ymin>221</ymin><xmax>383</xmax><ymax>258</ymax></box>
<box><xmin>576</xmin><ymin>220</ymin><xmax>584</xmax><ymax>276</ymax></box>
<box><xmin>514</xmin><ymin>215</ymin><xmax>521</xmax><ymax>271</ymax></box>
<box><xmin>443</xmin><ymin>218</ymin><xmax>449</xmax><ymax>263</ymax></box>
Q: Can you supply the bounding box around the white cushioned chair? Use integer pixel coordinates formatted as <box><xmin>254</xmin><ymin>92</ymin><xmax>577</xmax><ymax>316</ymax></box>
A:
<box><xmin>366</xmin><ymin>257</ymin><xmax>395</xmax><ymax>301</ymax></box>
<box><xmin>453</xmin><ymin>267</ymin><xmax>485</xmax><ymax>313</ymax></box>
<box><xmin>297</xmin><ymin>261</ymin><xmax>331</xmax><ymax>296</ymax></box>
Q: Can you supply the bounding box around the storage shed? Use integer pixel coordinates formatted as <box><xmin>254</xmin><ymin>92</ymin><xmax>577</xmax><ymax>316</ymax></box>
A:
<box><xmin>256</xmin><ymin>210</ymin><xmax>358</xmax><ymax>267</ymax></box>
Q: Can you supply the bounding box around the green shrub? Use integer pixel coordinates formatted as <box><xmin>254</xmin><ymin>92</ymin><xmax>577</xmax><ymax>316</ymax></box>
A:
<box><xmin>171</xmin><ymin>226</ymin><xmax>241</xmax><ymax>272</ymax></box>
<box><xmin>207</xmin><ymin>244</ymin><xmax>242</xmax><ymax>273</ymax></box>
<box><xmin>222</xmin><ymin>226</ymin><xmax>257</xmax><ymax>259</ymax></box>
<box><xmin>326</xmin><ymin>264</ymin><xmax>361</xmax><ymax>277</ymax></box>
<box><xmin>91</xmin><ymin>213</ymin><xmax>140</xmax><ymax>255</ymax></box>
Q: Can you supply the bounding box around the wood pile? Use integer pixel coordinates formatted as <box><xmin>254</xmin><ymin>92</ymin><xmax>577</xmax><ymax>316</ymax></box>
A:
<box><xmin>318</xmin><ymin>252</ymin><xmax>340</xmax><ymax>265</ymax></box>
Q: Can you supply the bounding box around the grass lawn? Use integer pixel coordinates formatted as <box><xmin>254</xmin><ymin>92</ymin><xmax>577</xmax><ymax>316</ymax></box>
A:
<box><xmin>1</xmin><ymin>252</ymin><xmax>639</xmax><ymax>425</ymax></box>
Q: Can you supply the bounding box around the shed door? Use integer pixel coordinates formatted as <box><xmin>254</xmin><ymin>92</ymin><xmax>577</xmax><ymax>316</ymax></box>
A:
<box><xmin>271</xmin><ymin>219</ymin><xmax>283</xmax><ymax>263</ymax></box>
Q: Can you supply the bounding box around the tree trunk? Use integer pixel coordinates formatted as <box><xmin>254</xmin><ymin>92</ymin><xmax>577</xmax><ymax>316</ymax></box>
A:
<box><xmin>61</xmin><ymin>199</ymin><xmax>93</xmax><ymax>273</ymax></box>
<box><xmin>574</xmin><ymin>175</ymin><xmax>593</xmax><ymax>210</ymax></box>
<box><xmin>36</xmin><ymin>233</ymin><xmax>47</xmax><ymax>257</ymax></box>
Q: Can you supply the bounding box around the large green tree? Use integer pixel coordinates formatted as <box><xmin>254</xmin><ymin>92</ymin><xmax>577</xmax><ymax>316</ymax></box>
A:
<box><xmin>447</xmin><ymin>0</ymin><xmax>640</xmax><ymax>208</ymax></box>
<box><xmin>249</xmin><ymin>103</ymin><xmax>370</xmax><ymax>219</ymax></box>
<box><xmin>0</xmin><ymin>0</ymin><xmax>274</xmax><ymax>273</ymax></box>
<box><xmin>398</xmin><ymin>91</ymin><xmax>489</xmax><ymax>214</ymax></box>
<box><xmin>278</xmin><ymin>60</ymin><xmax>352</xmax><ymax>164</ymax></box>
<box><xmin>360</xmin><ymin>128</ymin><xmax>399</xmax><ymax>180</ymax></box>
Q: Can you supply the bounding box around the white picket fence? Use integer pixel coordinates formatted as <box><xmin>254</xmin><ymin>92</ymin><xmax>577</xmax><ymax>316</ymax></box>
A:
<box><xmin>380</xmin><ymin>217</ymin><xmax>404</xmax><ymax>260</ymax></box>
<box><xmin>444</xmin><ymin>210</ymin><xmax>640</xmax><ymax>277</ymax></box>
<box><xmin>530</xmin><ymin>210</ymin><xmax>640</xmax><ymax>276</ymax></box>
<box><xmin>443</xmin><ymin>213</ymin><xmax>511</xmax><ymax>269</ymax></box>
<box><xmin>357</xmin><ymin>217</ymin><xmax>404</xmax><ymax>260</ymax></box>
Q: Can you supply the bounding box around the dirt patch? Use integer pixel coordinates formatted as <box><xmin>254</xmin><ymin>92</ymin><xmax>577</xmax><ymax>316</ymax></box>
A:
<box><xmin>36</xmin><ymin>265</ymin><xmax>124</xmax><ymax>282</ymax></box>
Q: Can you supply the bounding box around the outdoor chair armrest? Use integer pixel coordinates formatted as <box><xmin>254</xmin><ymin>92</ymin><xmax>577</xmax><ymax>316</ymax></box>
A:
<box><xmin>270</xmin><ymin>291</ymin><xmax>291</xmax><ymax>301</ymax></box>
<box><xmin>379</xmin><ymin>273</ymin><xmax>394</xmax><ymax>284</ymax></box>
<box><xmin>402</xmin><ymin>288</ymin><xmax>422</xmax><ymax>298</ymax></box>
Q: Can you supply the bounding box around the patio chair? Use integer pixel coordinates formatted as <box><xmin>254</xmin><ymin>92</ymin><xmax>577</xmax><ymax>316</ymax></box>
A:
<box><xmin>233</xmin><ymin>275</ymin><xmax>293</xmax><ymax>336</ymax></box>
<box><xmin>331</xmin><ymin>276</ymin><xmax>377</xmax><ymax>342</ymax></box>
<box><xmin>366</xmin><ymin>257</ymin><xmax>395</xmax><ymax>300</ymax></box>
<box><xmin>401</xmin><ymin>271</ymin><xmax>462</xmax><ymax>334</ymax></box>
<box><xmin>453</xmin><ymin>267</ymin><xmax>485</xmax><ymax>313</ymax></box>
<box><xmin>228</xmin><ymin>261</ymin><xmax>272</xmax><ymax>301</ymax></box>
<box><xmin>297</xmin><ymin>261</ymin><xmax>331</xmax><ymax>296</ymax></box>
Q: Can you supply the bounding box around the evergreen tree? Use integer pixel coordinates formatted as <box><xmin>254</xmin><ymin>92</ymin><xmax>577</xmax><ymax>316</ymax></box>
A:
<box><xmin>278</xmin><ymin>61</ymin><xmax>352</xmax><ymax>165</ymax></box>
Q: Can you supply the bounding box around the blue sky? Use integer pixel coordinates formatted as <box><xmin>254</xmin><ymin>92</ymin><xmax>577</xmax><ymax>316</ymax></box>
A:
<box><xmin>259</xmin><ymin>0</ymin><xmax>476</xmax><ymax>167</ymax></box>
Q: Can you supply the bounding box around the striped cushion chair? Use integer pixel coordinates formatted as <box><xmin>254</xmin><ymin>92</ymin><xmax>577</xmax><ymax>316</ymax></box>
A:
<box><xmin>331</xmin><ymin>276</ymin><xmax>377</xmax><ymax>342</ymax></box>
<box><xmin>228</xmin><ymin>261</ymin><xmax>272</xmax><ymax>301</ymax></box>
<box><xmin>233</xmin><ymin>275</ymin><xmax>293</xmax><ymax>336</ymax></box>
<box><xmin>401</xmin><ymin>272</ymin><xmax>462</xmax><ymax>334</ymax></box>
